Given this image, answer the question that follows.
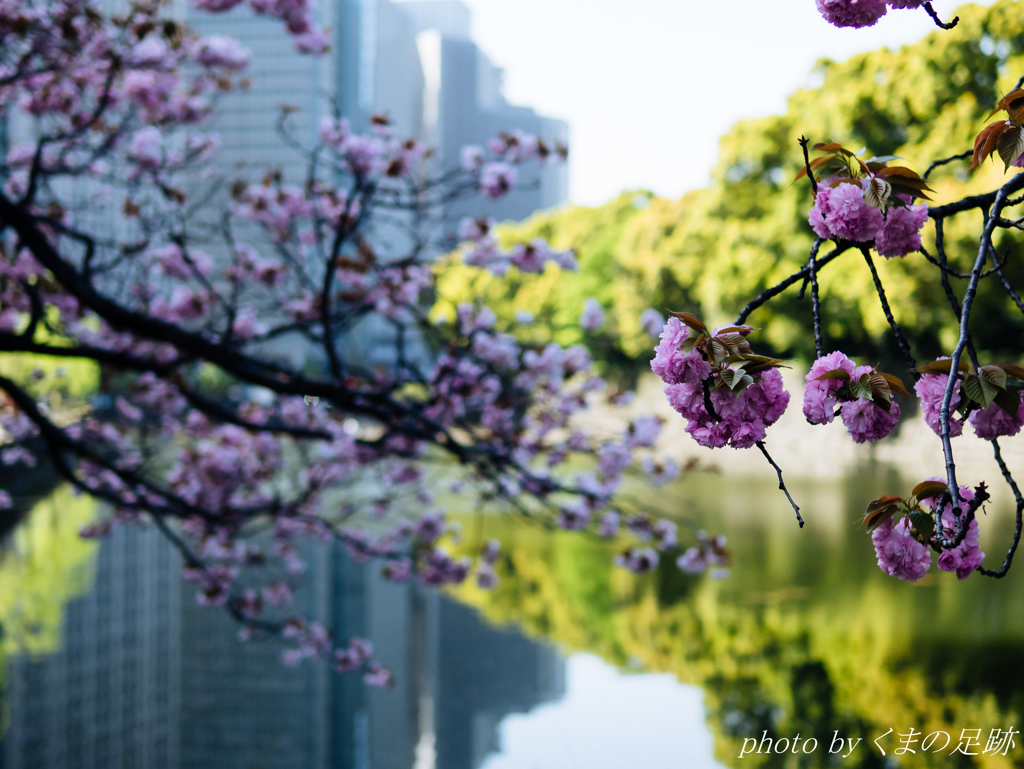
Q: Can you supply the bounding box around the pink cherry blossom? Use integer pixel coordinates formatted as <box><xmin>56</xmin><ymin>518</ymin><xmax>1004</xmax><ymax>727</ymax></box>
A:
<box><xmin>915</xmin><ymin>368</ymin><xmax>963</xmax><ymax>437</ymax></box>
<box><xmin>639</xmin><ymin>309</ymin><xmax>664</xmax><ymax>337</ymax></box>
<box><xmin>579</xmin><ymin>298</ymin><xmax>605</xmax><ymax>332</ymax></box>
<box><xmin>969</xmin><ymin>399</ymin><xmax>1024</xmax><ymax>440</ymax></box>
<box><xmin>809</xmin><ymin>180</ymin><xmax>885</xmax><ymax>241</ymax></box>
<box><xmin>875</xmin><ymin>203</ymin><xmax>929</xmax><ymax>258</ymax></box>
<box><xmin>871</xmin><ymin>516</ymin><xmax>932</xmax><ymax>581</ymax></box>
<box><xmin>816</xmin><ymin>0</ymin><xmax>888</xmax><ymax>27</ymax></box>
<box><xmin>479</xmin><ymin>162</ymin><xmax>517</xmax><ymax>198</ymax></box>
<box><xmin>802</xmin><ymin>351</ymin><xmax>856</xmax><ymax>424</ymax></box>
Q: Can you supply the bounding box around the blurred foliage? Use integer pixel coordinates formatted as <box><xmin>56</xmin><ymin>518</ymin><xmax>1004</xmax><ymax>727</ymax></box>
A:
<box><xmin>0</xmin><ymin>309</ymin><xmax>99</xmax><ymax>400</ymax></box>
<box><xmin>435</xmin><ymin>0</ymin><xmax>1024</xmax><ymax>383</ymax></box>
<box><xmin>0</xmin><ymin>485</ymin><xmax>98</xmax><ymax>657</ymax></box>
<box><xmin>449</xmin><ymin>471</ymin><xmax>1024</xmax><ymax>768</ymax></box>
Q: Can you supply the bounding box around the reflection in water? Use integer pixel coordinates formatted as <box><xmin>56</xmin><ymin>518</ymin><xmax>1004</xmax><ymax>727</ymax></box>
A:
<box><xmin>0</xmin><ymin>511</ymin><xmax>567</xmax><ymax>769</ymax></box>
<box><xmin>3</xmin><ymin>468</ymin><xmax>1024</xmax><ymax>768</ymax></box>
<box><xmin>451</xmin><ymin>469</ymin><xmax>1024</xmax><ymax>768</ymax></box>
<box><xmin>482</xmin><ymin>655</ymin><xmax>723</xmax><ymax>769</ymax></box>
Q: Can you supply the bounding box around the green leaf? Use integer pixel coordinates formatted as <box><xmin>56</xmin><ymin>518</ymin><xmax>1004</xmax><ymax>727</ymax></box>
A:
<box><xmin>963</xmin><ymin>373</ymin><xmax>999</xmax><ymax>407</ymax></box>
<box><xmin>993</xmin><ymin>387</ymin><xmax>1021</xmax><ymax>417</ymax></box>
<box><xmin>849</xmin><ymin>374</ymin><xmax>873</xmax><ymax>402</ymax></box>
<box><xmin>863</xmin><ymin>177</ymin><xmax>892</xmax><ymax>210</ymax></box>
<box><xmin>721</xmin><ymin>367</ymin><xmax>745</xmax><ymax>390</ymax></box>
<box><xmin>980</xmin><ymin>365</ymin><xmax>1008</xmax><ymax>389</ymax></box>
<box><xmin>997</xmin><ymin>124</ymin><xmax>1024</xmax><ymax>171</ymax></box>
<box><xmin>680</xmin><ymin>333</ymin><xmax>702</xmax><ymax>353</ymax></box>
<box><xmin>909</xmin><ymin>509</ymin><xmax>935</xmax><ymax>540</ymax></box>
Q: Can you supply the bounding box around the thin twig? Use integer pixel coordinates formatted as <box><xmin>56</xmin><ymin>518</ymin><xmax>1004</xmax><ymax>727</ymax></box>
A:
<box><xmin>757</xmin><ymin>441</ymin><xmax>803</xmax><ymax>528</ymax></box>
<box><xmin>860</xmin><ymin>248</ymin><xmax>917</xmax><ymax>373</ymax></box>
<box><xmin>978</xmin><ymin>440</ymin><xmax>1024</xmax><ymax>578</ymax></box>
<box><xmin>798</xmin><ymin>136</ymin><xmax>818</xmax><ymax>196</ymax></box>
<box><xmin>923</xmin><ymin>150</ymin><xmax>971</xmax><ymax>180</ymax></box>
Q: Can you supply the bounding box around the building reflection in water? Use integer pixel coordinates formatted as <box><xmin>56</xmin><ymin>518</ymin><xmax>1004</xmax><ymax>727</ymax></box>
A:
<box><xmin>0</xmin><ymin>524</ymin><xmax>566</xmax><ymax>769</ymax></box>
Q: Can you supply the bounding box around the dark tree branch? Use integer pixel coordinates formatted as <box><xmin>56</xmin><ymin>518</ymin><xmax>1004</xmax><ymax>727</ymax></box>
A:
<box><xmin>735</xmin><ymin>244</ymin><xmax>849</xmax><ymax>325</ymax></box>
<box><xmin>923</xmin><ymin>1</ymin><xmax>959</xmax><ymax>29</ymax></box>
<box><xmin>939</xmin><ymin>189</ymin><xmax>1008</xmax><ymax>511</ymax></box>
<box><xmin>923</xmin><ymin>150</ymin><xmax>971</xmax><ymax>180</ymax></box>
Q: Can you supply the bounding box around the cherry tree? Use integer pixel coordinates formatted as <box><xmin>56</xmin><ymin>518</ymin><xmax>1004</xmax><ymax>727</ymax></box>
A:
<box><xmin>0</xmin><ymin>0</ymin><xmax>697</xmax><ymax>681</ymax></box>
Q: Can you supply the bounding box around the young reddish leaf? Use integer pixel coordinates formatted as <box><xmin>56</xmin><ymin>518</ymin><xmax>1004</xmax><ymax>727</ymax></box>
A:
<box><xmin>812</xmin><ymin>142</ymin><xmax>848</xmax><ymax>153</ymax></box>
<box><xmin>671</xmin><ymin>311</ymin><xmax>707</xmax><ymax>333</ymax></box>
<box><xmin>708</xmin><ymin>337</ymin><xmax>730</xmax><ymax>365</ymax></box>
<box><xmin>876</xmin><ymin>171</ymin><xmax>933</xmax><ymax>191</ymax></box>
<box><xmin>812</xmin><ymin>369</ymin><xmax>852</xmax><ymax>383</ymax></box>
<box><xmin>914</xmin><ymin>359</ymin><xmax>971</xmax><ymax>376</ymax></box>
<box><xmin>794</xmin><ymin>154</ymin><xmax>837</xmax><ymax>182</ymax></box>
<box><xmin>827</xmin><ymin>177</ymin><xmax>861</xmax><ymax>188</ymax></box>
<box><xmin>863</xmin><ymin>495</ymin><xmax>901</xmax><ymax>531</ymax></box>
<box><xmin>738</xmin><ymin>354</ymin><xmax>789</xmax><ymax>376</ymax></box>
<box><xmin>879</xmin><ymin>372</ymin><xmax>912</xmax><ymax>398</ymax></box>
<box><xmin>868</xmin><ymin>372</ymin><xmax>892</xmax><ymax>403</ymax></box>
<box><xmin>995</xmin><ymin>363</ymin><xmax>1024</xmax><ymax>380</ymax></box>
<box><xmin>887</xmin><ymin>182</ymin><xmax>933</xmax><ymax>202</ymax></box>
<box><xmin>876</xmin><ymin>165</ymin><xmax>924</xmax><ymax>181</ymax></box>
<box><xmin>972</xmin><ymin>121</ymin><xmax>1011</xmax><ymax>170</ymax></box>
<box><xmin>990</xmin><ymin>88</ymin><xmax>1024</xmax><ymax>119</ymax></box>
<box><xmin>714</xmin><ymin>325</ymin><xmax>758</xmax><ymax>337</ymax></box>
<box><xmin>911</xmin><ymin>480</ymin><xmax>947</xmax><ymax>500</ymax></box>
<box><xmin>867</xmin><ymin>494</ymin><xmax>903</xmax><ymax>512</ymax></box>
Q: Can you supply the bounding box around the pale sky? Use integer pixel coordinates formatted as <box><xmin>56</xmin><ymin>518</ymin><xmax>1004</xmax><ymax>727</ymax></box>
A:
<box><xmin>457</xmin><ymin>0</ymin><xmax>997</xmax><ymax>205</ymax></box>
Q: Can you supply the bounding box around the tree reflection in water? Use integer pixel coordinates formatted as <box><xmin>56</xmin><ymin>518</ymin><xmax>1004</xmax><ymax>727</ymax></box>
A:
<box><xmin>449</xmin><ymin>469</ymin><xmax>1024</xmax><ymax>768</ymax></box>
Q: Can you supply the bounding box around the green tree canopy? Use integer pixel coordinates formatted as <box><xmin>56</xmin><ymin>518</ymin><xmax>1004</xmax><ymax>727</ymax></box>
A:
<box><xmin>435</xmin><ymin>0</ymin><xmax>1024</xmax><ymax>383</ymax></box>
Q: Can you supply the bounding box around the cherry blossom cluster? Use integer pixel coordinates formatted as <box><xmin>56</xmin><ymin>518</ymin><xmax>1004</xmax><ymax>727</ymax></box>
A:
<box><xmin>460</xmin><ymin>129</ymin><xmax>568</xmax><ymax>200</ymax></box>
<box><xmin>914</xmin><ymin>360</ymin><xmax>1024</xmax><ymax>441</ymax></box>
<box><xmin>653</xmin><ymin>313</ymin><xmax>790</xmax><ymax>449</ymax></box>
<box><xmin>802</xmin><ymin>351</ymin><xmax>905</xmax><ymax>443</ymax></box>
<box><xmin>457</xmin><ymin>216</ymin><xmax>577</xmax><ymax>276</ymax></box>
<box><xmin>800</xmin><ymin>144</ymin><xmax>933</xmax><ymax>258</ymax></box>
<box><xmin>816</xmin><ymin>0</ymin><xmax>928</xmax><ymax>29</ymax></box>
<box><xmin>677</xmin><ymin>530</ymin><xmax>731</xmax><ymax>579</ymax></box>
<box><xmin>868</xmin><ymin>480</ymin><xmax>986</xmax><ymax>582</ymax></box>
<box><xmin>609</xmin><ymin>513</ymin><xmax>679</xmax><ymax>574</ymax></box>
<box><xmin>192</xmin><ymin>0</ymin><xmax>330</xmax><ymax>54</ymax></box>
